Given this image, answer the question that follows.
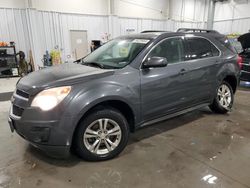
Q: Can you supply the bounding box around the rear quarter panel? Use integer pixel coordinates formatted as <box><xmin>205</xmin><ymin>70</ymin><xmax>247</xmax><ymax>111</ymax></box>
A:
<box><xmin>212</xmin><ymin>37</ymin><xmax>240</xmax><ymax>96</ymax></box>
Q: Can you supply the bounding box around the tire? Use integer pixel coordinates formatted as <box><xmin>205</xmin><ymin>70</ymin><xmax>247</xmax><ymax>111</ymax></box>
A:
<box><xmin>73</xmin><ymin>108</ymin><xmax>129</xmax><ymax>161</ymax></box>
<box><xmin>209</xmin><ymin>81</ymin><xmax>234</xmax><ymax>114</ymax></box>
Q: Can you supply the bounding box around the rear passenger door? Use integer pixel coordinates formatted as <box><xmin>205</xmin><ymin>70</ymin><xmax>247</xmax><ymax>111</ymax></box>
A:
<box><xmin>184</xmin><ymin>36</ymin><xmax>221</xmax><ymax>104</ymax></box>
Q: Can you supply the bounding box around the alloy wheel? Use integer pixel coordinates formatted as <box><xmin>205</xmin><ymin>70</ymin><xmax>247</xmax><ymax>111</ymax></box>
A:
<box><xmin>217</xmin><ymin>84</ymin><xmax>232</xmax><ymax>109</ymax></box>
<box><xmin>83</xmin><ymin>118</ymin><xmax>122</xmax><ymax>155</ymax></box>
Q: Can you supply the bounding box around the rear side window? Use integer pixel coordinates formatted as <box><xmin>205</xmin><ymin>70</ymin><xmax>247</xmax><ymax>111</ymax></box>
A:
<box><xmin>217</xmin><ymin>36</ymin><xmax>237</xmax><ymax>53</ymax></box>
<box><xmin>185</xmin><ymin>38</ymin><xmax>220</xmax><ymax>60</ymax></box>
<box><xmin>148</xmin><ymin>38</ymin><xmax>184</xmax><ymax>64</ymax></box>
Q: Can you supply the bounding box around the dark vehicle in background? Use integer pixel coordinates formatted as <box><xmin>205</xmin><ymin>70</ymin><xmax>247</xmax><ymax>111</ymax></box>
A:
<box><xmin>9</xmin><ymin>29</ymin><xmax>240</xmax><ymax>161</ymax></box>
<box><xmin>238</xmin><ymin>33</ymin><xmax>250</xmax><ymax>82</ymax></box>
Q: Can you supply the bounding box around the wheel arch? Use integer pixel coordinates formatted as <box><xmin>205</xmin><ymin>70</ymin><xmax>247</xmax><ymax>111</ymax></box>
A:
<box><xmin>223</xmin><ymin>75</ymin><xmax>238</xmax><ymax>93</ymax></box>
<box><xmin>71</xmin><ymin>98</ymin><xmax>136</xmax><ymax>148</ymax></box>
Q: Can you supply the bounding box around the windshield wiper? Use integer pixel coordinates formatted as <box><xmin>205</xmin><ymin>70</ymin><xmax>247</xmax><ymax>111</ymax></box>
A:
<box><xmin>82</xmin><ymin>61</ymin><xmax>104</xmax><ymax>69</ymax></box>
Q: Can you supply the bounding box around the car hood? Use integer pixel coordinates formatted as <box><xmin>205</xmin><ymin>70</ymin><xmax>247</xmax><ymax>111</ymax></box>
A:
<box><xmin>17</xmin><ymin>63</ymin><xmax>114</xmax><ymax>94</ymax></box>
<box><xmin>238</xmin><ymin>33</ymin><xmax>250</xmax><ymax>50</ymax></box>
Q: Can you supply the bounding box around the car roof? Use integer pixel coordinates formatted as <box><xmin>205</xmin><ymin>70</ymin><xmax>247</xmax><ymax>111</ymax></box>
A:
<box><xmin>117</xmin><ymin>32</ymin><xmax>183</xmax><ymax>40</ymax></box>
<box><xmin>118</xmin><ymin>32</ymin><xmax>225</xmax><ymax>40</ymax></box>
<box><xmin>117</xmin><ymin>29</ymin><xmax>225</xmax><ymax>41</ymax></box>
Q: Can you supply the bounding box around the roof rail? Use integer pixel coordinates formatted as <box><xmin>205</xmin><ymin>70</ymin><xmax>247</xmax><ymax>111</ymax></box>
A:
<box><xmin>141</xmin><ymin>30</ymin><xmax>168</xmax><ymax>33</ymax></box>
<box><xmin>177</xmin><ymin>28</ymin><xmax>219</xmax><ymax>34</ymax></box>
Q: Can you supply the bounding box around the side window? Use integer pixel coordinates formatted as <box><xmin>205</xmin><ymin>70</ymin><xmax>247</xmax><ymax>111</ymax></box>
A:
<box><xmin>185</xmin><ymin>38</ymin><xmax>220</xmax><ymax>60</ymax></box>
<box><xmin>148</xmin><ymin>38</ymin><xmax>184</xmax><ymax>64</ymax></box>
<box><xmin>211</xmin><ymin>44</ymin><xmax>220</xmax><ymax>56</ymax></box>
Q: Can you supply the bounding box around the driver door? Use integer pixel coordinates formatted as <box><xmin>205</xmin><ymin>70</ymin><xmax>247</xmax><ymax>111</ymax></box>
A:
<box><xmin>140</xmin><ymin>37</ymin><xmax>192</xmax><ymax>122</ymax></box>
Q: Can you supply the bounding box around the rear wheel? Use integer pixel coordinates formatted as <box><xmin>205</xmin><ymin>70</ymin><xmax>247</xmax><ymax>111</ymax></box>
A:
<box><xmin>73</xmin><ymin>108</ymin><xmax>129</xmax><ymax>161</ymax></box>
<box><xmin>209</xmin><ymin>81</ymin><xmax>234</xmax><ymax>114</ymax></box>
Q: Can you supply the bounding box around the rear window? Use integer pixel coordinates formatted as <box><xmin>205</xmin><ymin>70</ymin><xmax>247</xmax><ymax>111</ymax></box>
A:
<box><xmin>185</xmin><ymin>37</ymin><xmax>220</xmax><ymax>60</ymax></box>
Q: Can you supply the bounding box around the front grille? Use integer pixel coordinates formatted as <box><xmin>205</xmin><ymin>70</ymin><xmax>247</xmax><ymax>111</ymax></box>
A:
<box><xmin>16</xmin><ymin>89</ymin><xmax>29</xmax><ymax>99</ymax></box>
<box><xmin>11</xmin><ymin>88</ymin><xmax>30</xmax><ymax>119</ymax></box>
<box><xmin>12</xmin><ymin>105</ymin><xmax>24</xmax><ymax>117</ymax></box>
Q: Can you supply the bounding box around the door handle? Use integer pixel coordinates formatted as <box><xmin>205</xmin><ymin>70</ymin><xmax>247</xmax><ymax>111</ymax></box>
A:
<box><xmin>179</xmin><ymin>68</ymin><xmax>187</xmax><ymax>75</ymax></box>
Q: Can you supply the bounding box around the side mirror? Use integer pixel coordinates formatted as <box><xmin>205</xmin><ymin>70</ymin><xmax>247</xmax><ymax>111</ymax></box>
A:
<box><xmin>142</xmin><ymin>56</ymin><xmax>168</xmax><ymax>69</ymax></box>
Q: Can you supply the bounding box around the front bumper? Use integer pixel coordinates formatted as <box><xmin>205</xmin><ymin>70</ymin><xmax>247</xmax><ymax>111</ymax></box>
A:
<box><xmin>8</xmin><ymin>89</ymin><xmax>76</xmax><ymax>158</ymax></box>
<box><xmin>8</xmin><ymin>115</ymin><xmax>71</xmax><ymax>158</ymax></box>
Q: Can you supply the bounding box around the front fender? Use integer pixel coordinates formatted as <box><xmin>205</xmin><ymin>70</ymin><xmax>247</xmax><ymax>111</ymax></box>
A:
<box><xmin>63</xmin><ymin>82</ymin><xmax>140</xmax><ymax>144</ymax></box>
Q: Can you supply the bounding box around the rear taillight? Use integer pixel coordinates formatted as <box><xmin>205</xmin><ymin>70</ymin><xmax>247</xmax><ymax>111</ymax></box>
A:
<box><xmin>237</xmin><ymin>55</ymin><xmax>243</xmax><ymax>69</ymax></box>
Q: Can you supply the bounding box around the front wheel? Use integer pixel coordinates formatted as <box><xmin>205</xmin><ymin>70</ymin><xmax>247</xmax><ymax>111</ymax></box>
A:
<box><xmin>73</xmin><ymin>108</ymin><xmax>129</xmax><ymax>161</ymax></box>
<box><xmin>209</xmin><ymin>81</ymin><xmax>234</xmax><ymax>114</ymax></box>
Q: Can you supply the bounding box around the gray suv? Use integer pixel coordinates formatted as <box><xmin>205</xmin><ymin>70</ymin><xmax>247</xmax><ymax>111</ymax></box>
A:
<box><xmin>8</xmin><ymin>29</ymin><xmax>241</xmax><ymax>161</ymax></box>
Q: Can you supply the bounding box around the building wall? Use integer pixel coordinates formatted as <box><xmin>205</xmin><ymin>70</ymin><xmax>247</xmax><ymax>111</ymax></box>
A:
<box><xmin>214</xmin><ymin>0</ymin><xmax>250</xmax><ymax>20</ymax></box>
<box><xmin>114</xmin><ymin>0</ymin><xmax>169</xmax><ymax>19</ymax></box>
<box><xmin>0</xmin><ymin>0</ymin><xmax>171</xmax><ymax>69</ymax></box>
<box><xmin>169</xmin><ymin>0</ymin><xmax>208</xmax><ymax>22</ymax></box>
<box><xmin>28</xmin><ymin>10</ymin><xmax>109</xmax><ymax>67</ymax></box>
<box><xmin>169</xmin><ymin>0</ymin><xmax>250</xmax><ymax>34</ymax></box>
<box><xmin>0</xmin><ymin>8</ymin><xmax>30</xmax><ymax>55</ymax></box>
<box><xmin>0</xmin><ymin>0</ymin><xmax>207</xmax><ymax>69</ymax></box>
<box><xmin>214</xmin><ymin>0</ymin><xmax>250</xmax><ymax>34</ymax></box>
<box><xmin>0</xmin><ymin>0</ymin><xmax>26</xmax><ymax>8</ymax></box>
<box><xmin>29</xmin><ymin>12</ymin><xmax>175</xmax><ymax>67</ymax></box>
<box><xmin>29</xmin><ymin>0</ymin><xmax>170</xmax><ymax>19</ymax></box>
<box><xmin>30</xmin><ymin>0</ymin><xmax>109</xmax><ymax>15</ymax></box>
<box><xmin>0</xmin><ymin>7</ymin><xmax>175</xmax><ymax>69</ymax></box>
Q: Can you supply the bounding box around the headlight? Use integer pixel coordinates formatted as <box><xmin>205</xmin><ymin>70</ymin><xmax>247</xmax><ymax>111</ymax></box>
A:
<box><xmin>31</xmin><ymin>86</ymin><xmax>71</xmax><ymax>111</ymax></box>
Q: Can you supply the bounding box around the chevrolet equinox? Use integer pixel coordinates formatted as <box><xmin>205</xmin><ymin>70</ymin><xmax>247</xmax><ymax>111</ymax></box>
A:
<box><xmin>8</xmin><ymin>28</ymin><xmax>241</xmax><ymax>161</ymax></box>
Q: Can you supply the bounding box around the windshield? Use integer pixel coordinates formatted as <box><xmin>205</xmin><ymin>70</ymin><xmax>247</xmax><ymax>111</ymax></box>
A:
<box><xmin>82</xmin><ymin>38</ymin><xmax>150</xmax><ymax>69</ymax></box>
